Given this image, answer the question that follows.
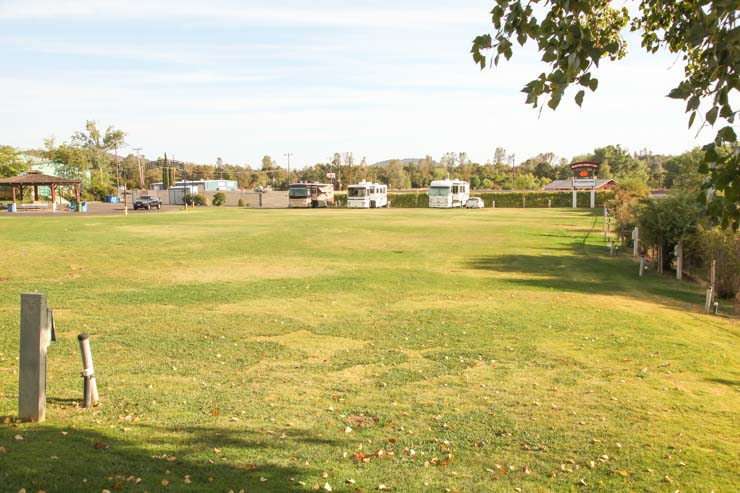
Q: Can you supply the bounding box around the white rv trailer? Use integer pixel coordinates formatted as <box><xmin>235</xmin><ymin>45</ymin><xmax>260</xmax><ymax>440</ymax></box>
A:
<box><xmin>428</xmin><ymin>179</ymin><xmax>470</xmax><ymax>208</ymax></box>
<box><xmin>347</xmin><ymin>181</ymin><xmax>389</xmax><ymax>208</ymax></box>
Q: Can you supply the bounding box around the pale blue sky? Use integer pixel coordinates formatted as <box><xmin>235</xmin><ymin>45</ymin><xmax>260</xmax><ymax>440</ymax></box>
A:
<box><xmin>0</xmin><ymin>0</ymin><xmax>710</xmax><ymax>168</ymax></box>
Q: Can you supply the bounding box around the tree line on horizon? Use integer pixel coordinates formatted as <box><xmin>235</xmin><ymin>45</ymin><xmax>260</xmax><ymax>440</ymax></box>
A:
<box><xmin>0</xmin><ymin>121</ymin><xmax>707</xmax><ymax>198</ymax></box>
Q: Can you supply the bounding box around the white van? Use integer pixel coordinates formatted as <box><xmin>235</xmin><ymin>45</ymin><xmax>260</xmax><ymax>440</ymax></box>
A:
<box><xmin>428</xmin><ymin>179</ymin><xmax>470</xmax><ymax>208</ymax></box>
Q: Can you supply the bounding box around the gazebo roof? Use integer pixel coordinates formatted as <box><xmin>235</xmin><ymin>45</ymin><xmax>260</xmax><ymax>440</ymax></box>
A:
<box><xmin>0</xmin><ymin>171</ymin><xmax>80</xmax><ymax>186</ymax></box>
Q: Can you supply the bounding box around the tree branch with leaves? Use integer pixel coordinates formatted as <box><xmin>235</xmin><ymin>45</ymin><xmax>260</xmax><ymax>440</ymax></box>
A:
<box><xmin>472</xmin><ymin>0</ymin><xmax>738</xmax><ymax>229</ymax></box>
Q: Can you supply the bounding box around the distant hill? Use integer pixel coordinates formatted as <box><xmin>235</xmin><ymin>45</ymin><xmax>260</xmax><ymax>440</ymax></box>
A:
<box><xmin>370</xmin><ymin>158</ymin><xmax>438</xmax><ymax>167</ymax></box>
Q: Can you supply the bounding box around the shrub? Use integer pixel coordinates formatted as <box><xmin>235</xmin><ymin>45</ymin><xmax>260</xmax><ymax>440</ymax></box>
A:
<box><xmin>183</xmin><ymin>193</ymin><xmax>206</xmax><ymax>206</ymax></box>
<box><xmin>686</xmin><ymin>226</ymin><xmax>740</xmax><ymax>299</ymax></box>
<box><xmin>334</xmin><ymin>194</ymin><xmax>347</xmax><ymax>207</ymax></box>
<box><xmin>83</xmin><ymin>181</ymin><xmax>116</xmax><ymax>201</ymax></box>
<box><xmin>608</xmin><ymin>182</ymin><xmax>651</xmax><ymax>243</ymax></box>
<box><xmin>238</xmin><ymin>198</ymin><xmax>245</xmax><ymax>207</ymax></box>
<box><xmin>637</xmin><ymin>193</ymin><xmax>701</xmax><ymax>270</ymax></box>
<box><xmin>212</xmin><ymin>191</ymin><xmax>226</xmax><ymax>206</ymax></box>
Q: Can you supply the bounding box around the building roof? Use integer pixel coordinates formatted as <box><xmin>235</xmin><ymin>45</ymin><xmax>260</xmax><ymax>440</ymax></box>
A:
<box><xmin>0</xmin><ymin>171</ymin><xmax>81</xmax><ymax>186</ymax></box>
<box><xmin>544</xmin><ymin>179</ymin><xmax>615</xmax><ymax>191</ymax></box>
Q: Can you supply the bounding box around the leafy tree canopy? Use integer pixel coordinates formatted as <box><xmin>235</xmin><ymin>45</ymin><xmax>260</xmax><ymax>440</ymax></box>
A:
<box><xmin>472</xmin><ymin>0</ymin><xmax>738</xmax><ymax>229</ymax></box>
<box><xmin>0</xmin><ymin>145</ymin><xmax>29</xmax><ymax>178</ymax></box>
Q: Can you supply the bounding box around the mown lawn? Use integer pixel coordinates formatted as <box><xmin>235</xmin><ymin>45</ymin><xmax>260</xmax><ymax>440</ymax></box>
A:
<box><xmin>0</xmin><ymin>207</ymin><xmax>737</xmax><ymax>492</ymax></box>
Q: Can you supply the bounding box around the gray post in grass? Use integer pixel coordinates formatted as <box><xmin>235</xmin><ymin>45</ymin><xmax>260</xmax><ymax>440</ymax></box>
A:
<box><xmin>675</xmin><ymin>240</ymin><xmax>683</xmax><ymax>280</ymax></box>
<box><xmin>603</xmin><ymin>206</ymin><xmax>607</xmax><ymax>240</ymax></box>
<box><xmin>19</xmin><ymin>293</ymin><xmax>51</xmax><ymax>422</ymax></box>
<box><xmin>632</xmin><ymin>227</ymin><xmax>639</xmax><ymax>257</ymax></box>
<box><xmin>590</xmin><ymin>187</ymin><xmax>595</xmax><ymax>209</ymax></box>
<box><xmin>77</xmin><ymin>333</ymin><xmax>99</xmax><ymax>406</ymax></box>
<box><xmin>639</xmin><ymin>256</ymin><xmax>645</xmax><ymax>277</ymax></box>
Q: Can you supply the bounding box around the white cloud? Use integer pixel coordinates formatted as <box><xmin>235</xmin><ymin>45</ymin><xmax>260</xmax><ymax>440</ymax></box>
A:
<box><xmin>0</xmin><ymin>0</ymin><xmax>488</xmax><ymax>30</ymax></box>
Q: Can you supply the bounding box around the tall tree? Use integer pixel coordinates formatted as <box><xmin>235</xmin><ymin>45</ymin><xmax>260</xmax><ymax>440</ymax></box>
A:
<box><xmin>472</xmin><ymin>0</ymin><xmax>738</xmax><ymax>229</ymax></box>
<box><xmin>71</xmin><ymin>120</ymin><xmax>126</xmax><ymax>183</ymax></box>
<box><xmin>0</xmin><ymin>145</ymin><xmax>29</xmax><ymax>178</ymax></box>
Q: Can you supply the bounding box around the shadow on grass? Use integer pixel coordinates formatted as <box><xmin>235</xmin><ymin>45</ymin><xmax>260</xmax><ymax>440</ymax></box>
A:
<box><xmin>466</xmin><ymin>241</ymin><xmax>703</xmax><ymax>308</ymax></box>
<box><xmin>0</xmin><ymin>422</ymin><xmax>330</xmax><ymax>492</ymax></box>
<box><xmin>705</xmin><ymin>377</ymin><xmax>740</xmax><ymax>388</ymax></box>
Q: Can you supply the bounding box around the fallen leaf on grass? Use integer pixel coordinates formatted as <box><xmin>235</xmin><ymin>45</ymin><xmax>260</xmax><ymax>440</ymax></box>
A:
<box><xmin>94</xmin><ymin>442</ymin><xmax>108</xmax><ymax>449</ymax></box>
<box><xmin>613</xmin><ymin>470</ymin><xmax>630</xmax><ymax>477</ymax></box>
<box><xmin>14</xmin><ymin>435</ymin><xmax>23</xmax><ymax>441</ymax></box>
<box><xmin>323</xmin><ymin>483</ymin><xmax>332</xmax><ymax>491</ymax></box>
<box><xmin>378</xmin><ymin>485</ymin><xmax>392</xmax><ymax>491</ymax></box>
<box><xmin>0</xmin><ymin>447</ymin><xmax>6</xmax><ymax>454</ymax></box>
<box><xmin>211</xmin><ymin>409</ymin><xmax>220</xmax><ymax>416</ymax></box>
<box><xmin>161</xmin><ymin>479</ymin><xmax>169</xmax><ymax>486</ymax></box>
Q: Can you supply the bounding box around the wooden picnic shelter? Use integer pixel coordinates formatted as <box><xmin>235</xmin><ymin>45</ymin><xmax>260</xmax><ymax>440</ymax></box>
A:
<box><xmin>0</xmin><ymin>171</ymin><xmax>81</xmax><ymax>211</ymax></box>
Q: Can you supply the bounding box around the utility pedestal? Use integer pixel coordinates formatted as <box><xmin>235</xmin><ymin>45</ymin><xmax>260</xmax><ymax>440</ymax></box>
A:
<box><xmin>19</xmin><ymin>293</ymin><xmax>51</xmax><ymax>422</ymax></box>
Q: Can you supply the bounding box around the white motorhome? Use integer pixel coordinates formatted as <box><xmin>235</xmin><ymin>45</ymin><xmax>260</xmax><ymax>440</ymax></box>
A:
<box><xmin>428</xmin><ymin>179</ymin><xmax>470</xmax><ymax>208</ymax></box>
<box><xmin>347</xmin><ymin>181</ymin><xmax>389</xmax><ymax>208</ymax></box>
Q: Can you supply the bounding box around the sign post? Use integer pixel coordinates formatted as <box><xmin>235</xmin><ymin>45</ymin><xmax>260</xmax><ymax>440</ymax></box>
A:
<box><xmin>569</xmin><ymin>162</ymin><xmax>599</xmax><ymax>209</ymax></box>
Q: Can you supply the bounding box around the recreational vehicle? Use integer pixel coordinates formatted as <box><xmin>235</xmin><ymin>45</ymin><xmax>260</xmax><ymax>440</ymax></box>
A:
<box><xmin>288</xmin><ymin>182</ymin><xmax>335</xmax><ymax>208</ymax></box>
<box><xmin>428</xmin><ymin>179</ymin><xmax>470</xmax><ymax>208</ymax></box>
<box><xmin>347</xmin><ymin>181</ymin><xmax>389</xmax><ymax>208</ymax></box>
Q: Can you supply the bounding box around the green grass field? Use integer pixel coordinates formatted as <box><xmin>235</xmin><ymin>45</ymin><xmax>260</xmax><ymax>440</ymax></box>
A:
<box><xmin>0</xmin><ymin>208</ymin><xmax>737</xmax><ymax>492</ymax></box>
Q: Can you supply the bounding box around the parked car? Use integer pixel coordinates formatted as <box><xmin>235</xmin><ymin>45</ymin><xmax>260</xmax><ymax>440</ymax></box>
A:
<box><xmin>133</xmin><ymin>195</ymin><xmax>162</xmax><ymax>210</ymax></box>
<box><xmin>465</xmin><ymin>197</ymin><xmax>485</xmax><ymax>209</ymax></box>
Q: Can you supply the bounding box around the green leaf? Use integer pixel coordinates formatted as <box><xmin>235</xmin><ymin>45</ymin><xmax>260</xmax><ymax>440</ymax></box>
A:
<box><xmin>688</xmin><ymin>111</ymin><xmax>696</xmax><ymax>129</ymax></box>
<box><xmin>685</xmin><ymin>96</ymin><xmax>700</xmax><ymax>112</ymax></box>
<box><xmin>717</xmin><ymin>126</ymin><xmax>737</xmax><ymax>143</ymax></box>
<box><xmin>667</xmin><ymin>82</ymin><xmax>692</xmax><ymax>100</ymax></box>
<box><xmin>706</xmin><ymin>106</ymin><xmax>719</xmax><ymax>126</ymax></box>
<box><xmin>588</xmin><ymin>78</ymin><xmax>598</xmax><ymax>91</ymax></box>
<box><xmin>575</xmin><ymin>90</ymin><xmax>585</xmax><ymax>107</ymax></box>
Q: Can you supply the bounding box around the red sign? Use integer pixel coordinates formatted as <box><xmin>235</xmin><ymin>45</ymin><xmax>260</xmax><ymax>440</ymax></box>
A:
<box><xmin>579</xmin><ymin>170</ymin><xmax>589</xmax><ymax>177</ymax></box>
<box><xmin>570</xmin><ymin>161</ymin><xmax>599</xmax><ymax>170</ymax></box>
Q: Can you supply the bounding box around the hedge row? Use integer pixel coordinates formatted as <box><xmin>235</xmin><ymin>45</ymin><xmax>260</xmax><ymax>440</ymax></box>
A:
<box><xmin>360</xmin><ymin>190</ymin><xmax>615</xmax><ymax>208</ymax></box>
<box><xmin>473</xmin><ymin>190</ymin><xmax>615</xmax><ymax>208</ymax></box>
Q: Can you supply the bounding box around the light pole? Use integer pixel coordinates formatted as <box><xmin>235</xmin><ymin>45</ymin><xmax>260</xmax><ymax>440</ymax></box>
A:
<box><xmin>284</xmin><ymin>152</ymin><xmax>293</xmax><ymax>189</ymax></box>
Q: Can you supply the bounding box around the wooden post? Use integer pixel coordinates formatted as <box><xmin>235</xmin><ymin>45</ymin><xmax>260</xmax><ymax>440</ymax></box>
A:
<box><xmin>11</xmin><ymin>185</ymin><xmax>16</xmax><ymax>206</ymax></box>
<box><xmin>609</xmin><ymin>240</ymin><xmax>615</xmax><ymax>256</ymax></box>
<box><xmin>19</xmin><ymin>293</ymin><xmax>51</xmax><ymax>422</ymax></box>
<box><xmin>572</xmin><ymin>188</ymin><xmax>577</xmax><ymax>208</ymax></box>
<box><xmin>632</xmin><ymin>227</ymin><xmax>639</xmax><ymax>257</ymax></box>
<box><xmin>675</xmin><ymin>240</ymin><xmax>683</xmax><ymax>280</ymax></box>
<box><xmin>522</xmin><ymin>195</ymin><xmax>526</xmax><ymax>208</ymax></box>
<box><xmin>590</xmin><ymin>187</ymin><xmax>595</xmax><ymax>209</ymax></box>
<box><xmin>639</xmin><ymin>255</ymin><xmax>645</xmax><ymax>277</ymax></box>
<box><xmin>548</xmin><ymin>199</ymin><xmax>551</xmax><ymax>208</ymax></box>
<box><xmin>77</xmin><ymin>333</ymin><xmax>99</xmax><ymax>407</ymax></box>
<box><xmin>657</xmin><ymin>243</ymin><xmax>664</xmax><ymax>274</ymax></box>
<box><xmin>491</xmin><ymin>200</ymin><xmax>495</xmax><ymax>208</ymax></box>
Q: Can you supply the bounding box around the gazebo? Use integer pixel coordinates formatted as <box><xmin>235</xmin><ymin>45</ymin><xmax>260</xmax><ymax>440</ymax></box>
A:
<box><xmin>0</xmin><ymin>171</ymin><xmax>81</xmax><ymax>212</ymax></box>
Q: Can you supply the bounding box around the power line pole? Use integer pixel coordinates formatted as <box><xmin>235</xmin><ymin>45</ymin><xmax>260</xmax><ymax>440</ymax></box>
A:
<box><xmin>284</xmin><ymin>153</ymin><xmax>293</xmax><ymax>187</ymax></box>
<box><xmin>511</xmin><ymin>153</ymin><xmax>516</xmax><ymax>190</ymax></box>
<box><xmin>133</xmin><ymin>147</ymin><xmax>144</xmax><ymax>189</ymax></box>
